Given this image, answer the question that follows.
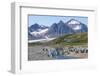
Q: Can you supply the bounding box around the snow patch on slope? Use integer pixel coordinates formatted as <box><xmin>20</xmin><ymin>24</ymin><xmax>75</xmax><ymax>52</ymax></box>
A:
<box><xmin>30</xmin><ymin>29</ymin><xmax>48</xmax><ymax>36</ymax></box>
<box><xmin>73</xmin><ymin>25</ymin><xmax>82</xmax><ymax>30</ymax></box>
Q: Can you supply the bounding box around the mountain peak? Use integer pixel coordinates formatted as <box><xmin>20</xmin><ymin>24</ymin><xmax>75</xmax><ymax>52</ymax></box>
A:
<box><xmin>67</xmin><ymin>19</ymin><xmax>80</xmax><ymax>25</ymax></box>
<box><xmin>32</xmin><ymin>23</ymin><xmax>39</xmax><ymax>26</ymax></box>
<box><xmin>29</xmin><ymin>23</ymin><xmax>49</xmax><ymax>32</ymax></box>
<box><xmin>52</xmin><ymin>23</ymin><xmax>57</xmax><ymax>25</ymax></box>
<box><xmin>59</xmin><ymin>20</ymin><xmax>64</xmax><ymax>24</ymax></box>
<box><xmin>57</xmin><ymin>20</ymin><xmax>65</xmax><ymax>26</ymax></box>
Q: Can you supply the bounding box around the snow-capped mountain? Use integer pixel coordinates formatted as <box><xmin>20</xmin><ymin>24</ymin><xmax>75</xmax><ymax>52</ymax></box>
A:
<box><xmin>28</xmin><ymin>23</ymin><xmax>49</xmax><ymax>40</ymax></box>
<box><xmin>67</xmin><ymin>19</ymin><xmax>88</xmax><ymax>33</ymax></box>
<box><xmin>28</xmin><ymin>19</ymin><xmax>88</xmax><ymax>40</ymax></box>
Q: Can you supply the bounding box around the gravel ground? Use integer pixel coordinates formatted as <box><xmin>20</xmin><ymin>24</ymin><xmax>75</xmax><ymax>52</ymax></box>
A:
<box><xmin>28</xmin><ymin>45</ymin><xmax>88</xmax><ymax>61</ymax></box>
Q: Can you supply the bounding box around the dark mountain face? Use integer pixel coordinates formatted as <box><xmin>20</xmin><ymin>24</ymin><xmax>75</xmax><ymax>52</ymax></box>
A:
<box><xmin>28</xmin><ymin>23</ymin><xmax>40</xmax><ymax>32</ymax></box>
<box><xmin>47</xmin><ymin>20</ymin><xmax>74</xmax><ymax>37</ymax></box>
<box><xmin>57</xmin><ymin>20</ymin><xmax>73</xmax><ymax>34</ymax></box>
<box><xmin>28</xmin><ymin>19</ymin><xmax>88</xmax><ymax>40</ymax></box>
<box><xmin>80</xmin><ymin>23</ymin><xmax>88</xmax><ymax>32</ymax></box>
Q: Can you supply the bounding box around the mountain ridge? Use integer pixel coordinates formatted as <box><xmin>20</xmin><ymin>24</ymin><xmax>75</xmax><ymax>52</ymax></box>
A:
<box><xmin>28</xmin><ymin>19</ymin><xmax>88</xmax><ymax>40</ymax></box>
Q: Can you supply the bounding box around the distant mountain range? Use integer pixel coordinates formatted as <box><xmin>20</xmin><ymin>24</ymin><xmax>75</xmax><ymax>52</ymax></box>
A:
<box><xmin>28</xmin><ymin>19</ymin><xmax>88</xmax><ymax>40</ymax></box>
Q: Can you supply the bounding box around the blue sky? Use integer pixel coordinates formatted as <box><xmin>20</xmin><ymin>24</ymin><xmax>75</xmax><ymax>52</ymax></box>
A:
<box><xmin>28</xmin><ymin>15</ymin><xmax>88</xmax><ymax>27</ymax></box>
